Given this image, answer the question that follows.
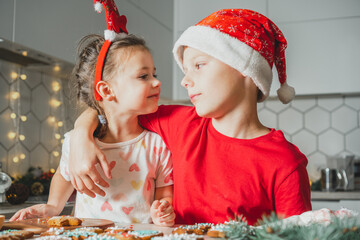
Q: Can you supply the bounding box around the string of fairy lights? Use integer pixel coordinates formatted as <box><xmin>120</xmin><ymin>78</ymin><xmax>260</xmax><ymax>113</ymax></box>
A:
<box><xmin>6</xmin><ymin>63</ymin><xmax>66</xmax><ymax>176</ymax></box>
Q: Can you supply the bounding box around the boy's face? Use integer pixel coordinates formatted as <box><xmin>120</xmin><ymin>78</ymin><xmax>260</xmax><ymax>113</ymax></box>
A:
<box><xmin>181</xmin><ymin>47</ymin><xmax>248</xmax><ymax>118</ymax></box>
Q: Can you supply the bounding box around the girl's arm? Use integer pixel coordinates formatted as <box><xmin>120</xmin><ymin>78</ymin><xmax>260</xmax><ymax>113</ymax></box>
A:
<box><xmin>10</xmin><ymin>167</ymin><xmax>74</xmax><ymax>221</ymax></box>
<box><xmin>69</xmin><ymin>108</ymin><xmax>111</xmax><ymax>198</ymax></box>
<box><xmin>150</xmin><ymin>185</ymin><xmax>175</xmax><ymax>226</ymax></box>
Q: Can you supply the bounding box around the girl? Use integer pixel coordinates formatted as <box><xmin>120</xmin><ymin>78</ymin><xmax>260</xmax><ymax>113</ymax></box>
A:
<box><xmin>10</xmin><ymin>34</ymin><xmax>175</xmax><ymax>226</ymax></box>
<box><xmin>67</xmin><ymin>9</ymin><xmax>311</xmax><ymax>225</ymax></box>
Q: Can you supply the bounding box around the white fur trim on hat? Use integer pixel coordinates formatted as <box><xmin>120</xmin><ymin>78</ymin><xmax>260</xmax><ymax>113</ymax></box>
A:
<box><xmin>277</xmin><ymin>82</ymin><xmax>295</xmax><ymax>104</ymax></box>
<box><xmin>173</xmin><ymin>25</ymin><xmax>273</xmax><ymax>102</ymax></box>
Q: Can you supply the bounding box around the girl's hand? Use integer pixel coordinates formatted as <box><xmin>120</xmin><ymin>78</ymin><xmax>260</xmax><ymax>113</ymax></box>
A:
<box><xmin>69</xmin><ymin>128</ymin><xmax>111</xmax><ymax>198</ymax></box>
<box><xmin>9</xmin><ymin>204</ymin><xmax>59</xmax><ymax>221</ymax></box>
<box><xmin>150</xmin><ymin>200</ymin><xmax>176</xmax><ymax>227</ymax></box>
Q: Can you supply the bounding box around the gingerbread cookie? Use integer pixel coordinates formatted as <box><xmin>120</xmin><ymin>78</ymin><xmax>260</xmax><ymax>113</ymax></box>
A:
<box><xmin>94</xmin><ymin>233</ymin><xmax>139</xmax><ymax>240</ymax></box>
<box><xmin>48</xmin><ymin>216</ymin><xmax>82</xmax><ymax>227</ymax></box>
<box><xmin>206</xmin><ymin>224</ymin><xmax>232</xmax><ymax>238</ymax></box>
<box><xmin>127</xmin><ymin>230</ymin><xmax>163</xmax><ymax>240</ymax></box>
<box><xmin>104</xmin><ymin>226</ymin><xmax>133</xmax><ymax>234</ymax></box>
<box><xmin>172</xmin><ymin>225</ymin><xmax>205</xmax><ymax>235</ymax></box>
<box><xmin>40</xmin><ymin>228</ymin><xmax>66</xmax><ymax>236</ymax></box>
<box><xmin>0</xmin><ymin>230</ymin><xmax>34</xmax><ymax>239</ymax></box>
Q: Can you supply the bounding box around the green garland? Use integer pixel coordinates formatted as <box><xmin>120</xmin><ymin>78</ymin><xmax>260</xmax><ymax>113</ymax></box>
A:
<box><xmin>224</xmin><ymin>213</ymin><xmax>360</xmax><ymax>240</ymax></box>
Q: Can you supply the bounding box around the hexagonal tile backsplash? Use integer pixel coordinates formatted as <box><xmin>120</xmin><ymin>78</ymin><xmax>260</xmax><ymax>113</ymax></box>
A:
<box><xmin>0</xmin><ymin>59</ymin><xmax>359</xmax><ymax>181</ymax></box>
<box><xmin>0</xmin><ymin>59</ymin><xmax>78</xmax><ymax>177</ymax></box>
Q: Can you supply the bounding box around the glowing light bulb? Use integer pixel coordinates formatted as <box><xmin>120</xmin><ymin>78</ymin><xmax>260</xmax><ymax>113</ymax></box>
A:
<box><xmin>20</xmin><ymin>74</ymin><xmax>27</xmax><ymax>80</ymax></box>
<box><xmin>50</xmin><ymin>168</ymin><xmax>55</xmax><ymax>173</ymax></box>
<box><xmin>19</xmin><ymin>135</ymin><xmax>25</xmax><ymax>141</ymax></box>
<box><xmin>52</xmin><ymin>81</ymin><xmax>61</xmax><ymax>92</ymax></box>
<box><xmin>53</xmin><ymin>151</ymin><xmax>59</xmax><ymax>157</ymax></box>
<box><xmin>61</xmin><ymin>139</ymin><xmax>64</xmax><ymax>144</ymax></box>
<box><xmin>21</xmin><ymin>115</ymin><xmax>27</xmax><ymax>122</ymax></box>
<box><xmin>22</xmin><ymin>51</ymin><xmax>28</xmax><ymax>56</ymax></box>
<box><xmin>13</xmin><ymin>156</ymin><xmax>19</xmax><ymax>163</ymax></box>
<box><xmin>53</xmin><ymin>65</ymin><xmax>60</xmax><ymax>72</ymax></box>
<box><xmin>8</xmin><ymin>132</ymin><xmax>16</xmax><ymax>139</ymax></box>
<box><xmin>55</xmin><ymin>133</ymin><xmax>61</xmax><ymax>140</ymax></box>
<box><xmin>49</xmin><ymin>116</ymin><xmax>56</xmax><ymax>123</ymax></box>
<box><xmin>50</xmin><ymin>99</ymin><xmax>61</xmax><ymax>107</ymax></box>
<box><xmin>57</xmin><ymin>121</ymin><xmax>63</xmax><ymax>127</ymax></box>
<box><xmin>10</xmin><ymin>91</ymin><xmax>20</xmax><ymax>100</ymax></box>
<box><xmin>20</xmin><ymin>153</ymin><xmax>26</xmax><ymax>160</ymax></box>
<box><xmin>10</xmin><ymin>113</ymin><xmax>17</xmax><ymax>119</ymax></box>
<box><xmin>11</xmin><ymin>72</ymin><xmax>18</xmax><ymax>79</ymax></box>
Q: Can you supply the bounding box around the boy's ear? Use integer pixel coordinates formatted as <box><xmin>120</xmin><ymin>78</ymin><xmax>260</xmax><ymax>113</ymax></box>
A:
<box><xmin>95</xmin><ymin>81</ymin><xmax>115</xmax><ymax>101</ymax></box>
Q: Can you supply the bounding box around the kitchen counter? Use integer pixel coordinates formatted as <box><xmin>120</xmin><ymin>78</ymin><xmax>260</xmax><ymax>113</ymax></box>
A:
<box><xmin>311</xmin><ymin>191</ymin><xmax>360</xmax><ymax>200</ymax></box>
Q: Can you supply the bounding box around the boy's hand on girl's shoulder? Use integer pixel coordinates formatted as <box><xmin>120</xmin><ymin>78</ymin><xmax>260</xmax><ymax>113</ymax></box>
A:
<box><xmin>68</xmin><ymin>129</ymin><xmax>113</xmax><ymax>198</ymax></box>
<box><xmin>150</xmin><ymin>200</ymin><xmax>176</xmax><ymax>227</ymax></box>
<box><xmin>9</xmin><ymin>204</ymin><xmax>59</xmax><ymax>221</ymax></box>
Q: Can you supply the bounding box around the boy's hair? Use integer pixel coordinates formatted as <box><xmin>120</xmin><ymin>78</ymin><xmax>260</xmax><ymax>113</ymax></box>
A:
<box><xmin>71</xmin><ymin>34</ymin><xmax>149</xmax><ymax>138</ymax></box>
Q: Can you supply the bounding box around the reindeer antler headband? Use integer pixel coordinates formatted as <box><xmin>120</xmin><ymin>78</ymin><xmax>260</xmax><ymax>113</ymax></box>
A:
<box><xmin>93</xmin><ymin>0</ymin><xmax>128</xmax><ymax>101</ymax></box>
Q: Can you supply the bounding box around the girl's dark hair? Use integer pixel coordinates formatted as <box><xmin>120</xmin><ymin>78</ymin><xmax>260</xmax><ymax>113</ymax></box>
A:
<box><xmin>71</xmin><ymin>34</ymin><xmax>149</xmax><ymax>138</ymax></box>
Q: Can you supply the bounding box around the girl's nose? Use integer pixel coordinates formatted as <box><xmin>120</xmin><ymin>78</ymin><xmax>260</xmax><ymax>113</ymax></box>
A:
<box><xmin>152</xmin><ymin>77</ymin><xmax>161</xmax><ymax>88</ymax></box>
<box><xmin>181</xmin><ymin>75</ymin><xmax>193</xmax><ymax>89</ymax></box>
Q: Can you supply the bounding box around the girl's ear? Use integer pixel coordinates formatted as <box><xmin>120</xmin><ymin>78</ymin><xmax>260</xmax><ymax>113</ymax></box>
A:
<box><xmin>96</xmin><ymin>81</ymin><xmax>115</xmax><ymax>101</ymax></box>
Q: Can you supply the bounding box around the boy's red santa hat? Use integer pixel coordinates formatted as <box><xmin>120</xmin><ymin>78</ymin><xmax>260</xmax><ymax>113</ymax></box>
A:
<box><xmin>173</xmin><ymin>9</ymin><xmax>295</xmax><ymax>104</ymax></box>
<box><xmin>93</xmin><ymin>0</ymin><xmax>128</xmax><ymax>101</ymax></box>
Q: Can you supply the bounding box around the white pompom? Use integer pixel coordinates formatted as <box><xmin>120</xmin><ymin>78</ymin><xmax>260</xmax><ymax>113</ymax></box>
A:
<box><xmin>94</xmin><ymin>2</ymin><xmax>103</xmax><ymax>13</ymax></box>
<box><xmin>104</xmin><ymin>30</ymin><xmax>116</xmax><ymax>41</ymax></box>
<box><xmin>277</xmin><ymin>82</ymin><xmax>295</xmax><ymax>104</ymax></box>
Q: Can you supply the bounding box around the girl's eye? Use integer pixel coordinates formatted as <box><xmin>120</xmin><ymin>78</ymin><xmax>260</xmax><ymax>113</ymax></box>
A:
<box><xmin>153</xmin><ymin>74</ymin><xmax>158</xmax><ymax>78</ymax></box>
<box><xmin>139</xmin><ymin>74</ymin><xmax>148</xmax><ymax>80</ymax></box>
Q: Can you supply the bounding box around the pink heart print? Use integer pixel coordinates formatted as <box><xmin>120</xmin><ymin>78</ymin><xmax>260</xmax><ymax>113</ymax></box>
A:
<box><xmin>129</xmin><ymin>163</ymin><xmax>140</xmax><ymax>172</ymax></box>
<box><xmin>153</xmin><ymin>146</ymin><xmax>163</xmax><ymax>155</ymax></box>
<box><xmin>101</xmin><ymin>201</ymin><xmax>113</xmax><ymax>212</ymax></box>
<box><xmin>122</xmin><ymin>206</ymin><xmax>134</xmax><ymax>215</ymax></box>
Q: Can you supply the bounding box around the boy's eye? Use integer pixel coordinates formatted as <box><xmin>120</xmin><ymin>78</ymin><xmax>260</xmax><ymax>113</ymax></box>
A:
<box><xmin>195</xmin><ymin>63</ymin><xmax>204</xmax><ymax>69</ymax></box>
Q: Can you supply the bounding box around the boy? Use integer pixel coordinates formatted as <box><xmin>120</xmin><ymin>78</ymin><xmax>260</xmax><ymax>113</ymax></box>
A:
<box><xmin>69</xmin><ymin>9</ymin><xmax>311</xmax><ymax>225</ymax></box>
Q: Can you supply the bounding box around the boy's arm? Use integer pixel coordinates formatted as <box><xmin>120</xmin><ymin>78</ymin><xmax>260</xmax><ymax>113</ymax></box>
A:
<box><xmin>275</xmin><ymin>165</ymin><xmax>312</xmax><ymax>218</ymax></box>
<box><xmin>69</xmin><ymin>108</ymin><xmax>111</xmax><ymax>198</ymax></box>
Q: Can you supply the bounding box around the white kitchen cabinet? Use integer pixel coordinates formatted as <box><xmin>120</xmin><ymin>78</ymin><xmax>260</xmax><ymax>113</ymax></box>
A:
<box><xmin>268</xmin><ymin>0</ymin><xmax>360</xmax><ymax>97</ymax></box>
<box><xmin>0</xmin><ymin>0</ymin><xmax>174</xmax><ymax>99</ymax></box>
<box><xmin>172</xmin><ymin>0</ymin><xmax>360</xmax><ymax>100</ymax></box>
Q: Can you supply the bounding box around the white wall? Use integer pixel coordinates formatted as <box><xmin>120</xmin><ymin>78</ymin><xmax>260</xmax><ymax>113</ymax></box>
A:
<box><xmin>0</xmin><ymin>0</ymin><xmax>174</xmax><ymax>99</ymax></box>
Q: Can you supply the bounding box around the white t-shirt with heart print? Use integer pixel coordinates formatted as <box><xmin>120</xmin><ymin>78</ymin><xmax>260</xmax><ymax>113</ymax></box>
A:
<box><xmin>59</xmin><ymin>130</ymin><xmax>173</xmax><ymax>223</ymax></box>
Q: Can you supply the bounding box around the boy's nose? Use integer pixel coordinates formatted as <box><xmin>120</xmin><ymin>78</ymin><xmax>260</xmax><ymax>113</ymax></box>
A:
<box><xmin>181</xmin><ymin>75</ymin><xmax>193</xmax><ymax>89</ymax></box>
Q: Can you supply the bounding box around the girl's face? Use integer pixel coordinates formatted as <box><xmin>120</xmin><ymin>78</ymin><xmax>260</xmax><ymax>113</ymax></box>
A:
<box><xmin>109</xmin><ymin>48</ymin><xmax>160</xmax><ymax>115</ymax></box>
<box><xmin>181</xmin><ymin>47</ymin><xmax>248</xmax><ymax>118</ymax></box>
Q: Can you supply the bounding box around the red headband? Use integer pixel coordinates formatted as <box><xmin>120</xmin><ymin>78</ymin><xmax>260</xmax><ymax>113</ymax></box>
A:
<box><xmin>93</xmin><ymin>0</ymin><xmax>128</xmax><ymax>101</ymax></box>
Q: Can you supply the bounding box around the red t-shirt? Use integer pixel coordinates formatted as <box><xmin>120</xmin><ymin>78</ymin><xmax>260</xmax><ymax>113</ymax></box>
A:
<box><xmin>140</xmin><ymin>105</ymin><xmax>311</xmax><ymax>225</ymax></box>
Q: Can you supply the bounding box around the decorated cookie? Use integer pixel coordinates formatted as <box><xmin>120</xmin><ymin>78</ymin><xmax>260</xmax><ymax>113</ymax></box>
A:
<box><xmin>0</xmin><ymin>230</ymin><xmax>34</xmax><ymax>239</ymax></box>
<box><xmin>127</xmin><ymin>230</ymin><xmax>163</xmax><ymax>240</ymax></box>
<box><xmin>40</xmin><ymin>228</ymin><xmax>66</xmax><ymax>236</ymax></box>
<box><xmin>206</xmin><ymin>224</ymin><xmax>232</xmax><ymax>238</ymax></box>
<box><xmin>152</xmin><ymin>233</ymin><xmax>204</xmax><ymax>240</ymax></box>
<box><xmin>172</xmin><ymin>225</ymin><xmax>205</xmax><ymax>235</ymax></box>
